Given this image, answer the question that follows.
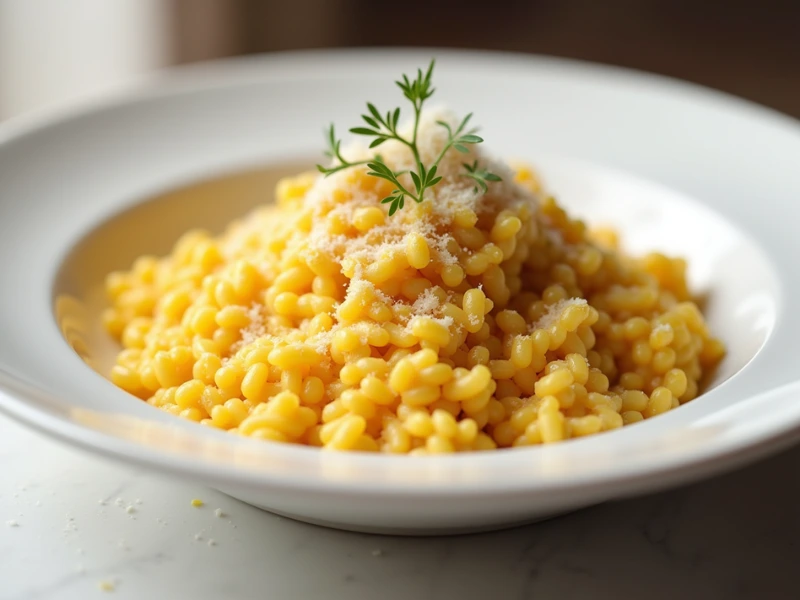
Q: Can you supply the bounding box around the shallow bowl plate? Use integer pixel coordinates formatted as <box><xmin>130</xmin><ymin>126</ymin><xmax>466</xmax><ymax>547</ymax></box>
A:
<box><xmin>1</xmin><ymin>49</ymin><xmax>799</xmax><ymax>534</ymax></box>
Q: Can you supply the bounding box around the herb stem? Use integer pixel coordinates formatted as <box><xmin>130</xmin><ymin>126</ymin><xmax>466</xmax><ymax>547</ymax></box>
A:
<box><xmin>411</xmin><ymin>101</ymin><xmax>423</xmax><ymax>170</ymax></box>
<box><xmin>432</xmin><ymin>141</ymin><xmax>454</xmax><ymax>172</ymax></box>
<box><xmin>323</xmin><ymin>159</ymin><xmax>373</xmax><ymax>176</ymax></box>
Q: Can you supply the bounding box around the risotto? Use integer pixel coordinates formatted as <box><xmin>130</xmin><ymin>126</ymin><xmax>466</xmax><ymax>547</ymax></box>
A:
<box><xmin>103</xmin><ymin>65</ymin><xmax>724</xmax><ymax>454</ymax></box>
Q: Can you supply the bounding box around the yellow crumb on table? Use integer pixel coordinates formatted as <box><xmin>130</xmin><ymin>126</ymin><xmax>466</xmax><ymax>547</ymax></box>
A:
<box><xmin>102</xmin><ymin>109</ymin><xmax>724</xmax><ymax>454</ymax></box>
<box><xmin>191</xmin><ymin>499</ymin><xmax>204</xmax><ymax>507</ymax></box>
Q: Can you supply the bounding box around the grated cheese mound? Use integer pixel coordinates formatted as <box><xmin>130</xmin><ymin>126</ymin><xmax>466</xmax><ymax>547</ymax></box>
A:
<box><xmin>301</xmin><ymin>108</ymin><xmax>533</xmax><ymax>271</ymax></box>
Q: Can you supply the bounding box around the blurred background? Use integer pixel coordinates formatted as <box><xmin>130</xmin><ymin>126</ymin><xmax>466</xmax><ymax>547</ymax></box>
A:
<box><xmin>0</xmin><ymin>0</ymin><xmax>798</xmax><ymax>120</ymax></box>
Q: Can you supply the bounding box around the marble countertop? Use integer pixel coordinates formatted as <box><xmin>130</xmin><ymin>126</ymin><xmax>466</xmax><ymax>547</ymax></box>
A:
<box><xmin>1</xmin><ymin>412</ymin><xmax>798</xmax><ymax>600</ymax></box>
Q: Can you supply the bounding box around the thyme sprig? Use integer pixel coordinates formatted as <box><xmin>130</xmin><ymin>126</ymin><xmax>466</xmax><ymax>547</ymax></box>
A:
<box><xmin>317</xmin><ymin>60</ymin><xmax>501</xmax><ymax>216</ymax></box>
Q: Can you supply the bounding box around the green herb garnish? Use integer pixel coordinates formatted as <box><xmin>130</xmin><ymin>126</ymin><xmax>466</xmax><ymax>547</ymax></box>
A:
<box><xmin>316</xmin><ymin>59</ymin><xmax>501</xmax><ymax>216</ymax></box>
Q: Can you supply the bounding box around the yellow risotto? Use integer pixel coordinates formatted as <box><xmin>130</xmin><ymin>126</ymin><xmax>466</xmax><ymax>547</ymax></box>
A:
<box><xmin>103</xmin><ymin>105</ymin><xmax>724</xmax><ymax>454</ymax></box>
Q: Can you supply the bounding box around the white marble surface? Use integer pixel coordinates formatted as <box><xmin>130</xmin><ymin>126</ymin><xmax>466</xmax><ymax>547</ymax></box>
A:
<box><xmin>0</xmin><ymin>412</ymin><xmax>798</xmax><ymax>600</ymax></box>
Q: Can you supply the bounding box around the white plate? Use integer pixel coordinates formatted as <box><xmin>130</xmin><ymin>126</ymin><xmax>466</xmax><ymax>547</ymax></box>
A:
<box><xmin>1</xmin><ymin>49</ymin><xmax>799</xmax><ymax>535</ymax></box>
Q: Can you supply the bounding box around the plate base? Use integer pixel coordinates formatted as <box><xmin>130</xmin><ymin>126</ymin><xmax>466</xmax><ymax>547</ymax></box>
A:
<box><xmin>217</xmin><ymin>488</ymin><xmax>585</xmax><ymax>536</ymax></box>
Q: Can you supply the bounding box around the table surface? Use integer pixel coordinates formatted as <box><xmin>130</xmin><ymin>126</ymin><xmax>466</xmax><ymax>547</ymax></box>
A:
<box><xmin>1</xmin><ymin>412</ymin><xmax>798</xmax><ymax>600</ymax></box>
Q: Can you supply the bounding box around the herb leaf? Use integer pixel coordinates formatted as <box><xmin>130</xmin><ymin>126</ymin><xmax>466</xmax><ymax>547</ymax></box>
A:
<box><xmin>463</xmin><ymin>159</ymin><xmax>501</xmax><ymax>193</ymax></box>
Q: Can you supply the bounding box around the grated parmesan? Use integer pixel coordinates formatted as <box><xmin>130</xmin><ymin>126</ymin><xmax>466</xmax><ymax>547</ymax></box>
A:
<box><xmin>534</xmin><ymin>298</ymin><xmax>588</xmax><ymax>331</ymax></box>
<box><xmin>411</xmin><ymin>288</ymin><xmax>441</xmax><ymax>317</ymax></box>
<box><xmin>232</xmin><ymin>303</ymin><xmax>267</xmax><ymax>352</ymax></box>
